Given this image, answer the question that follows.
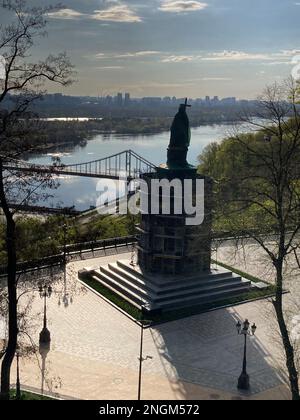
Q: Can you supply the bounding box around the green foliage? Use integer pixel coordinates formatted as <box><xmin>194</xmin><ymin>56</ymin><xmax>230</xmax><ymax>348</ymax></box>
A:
<box><xmin>10</xmin><ymin>390</ymin><xmax>54</xmax><ymax>400</ymax></box>
<box><xmin>198</xmin><ymin>123</ymin><xmax>300</xmax><ymax>235</ymax></box>
<box><xmin>0</xmin><ymin>213</ymin><xmax>136</xmax><ymax>265</ymax></box>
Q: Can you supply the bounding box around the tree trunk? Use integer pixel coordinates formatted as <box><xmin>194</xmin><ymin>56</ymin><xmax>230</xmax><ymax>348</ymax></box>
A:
<box><xmin>274</xmin><ymin>265</ymin><xmax>300</xmax><ymax>401</ymax></box>
<box><xmin>0</xmin><ymin>161</ymin><xmax>18</xmax><ymax>400</ymax></box>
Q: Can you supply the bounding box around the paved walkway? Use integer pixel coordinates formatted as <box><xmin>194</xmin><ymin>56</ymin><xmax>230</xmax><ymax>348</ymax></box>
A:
<box><xmin>0</xmin><ymin>245</ymin><xmax>297</xmax><ymax>400</ymax></box>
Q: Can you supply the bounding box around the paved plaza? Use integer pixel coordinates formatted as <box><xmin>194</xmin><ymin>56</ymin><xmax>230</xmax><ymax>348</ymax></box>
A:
<box><xmin>0</xmin><ymin>243</ymin><xmax>298</xmax><ymax>400</ymax></box>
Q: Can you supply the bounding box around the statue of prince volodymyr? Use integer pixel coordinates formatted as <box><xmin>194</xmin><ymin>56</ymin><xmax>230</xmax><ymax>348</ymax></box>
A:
<box><xmin>167</xmin><ymin>98</ymin><xmax>193</xmax><ymax>169</ymax></box>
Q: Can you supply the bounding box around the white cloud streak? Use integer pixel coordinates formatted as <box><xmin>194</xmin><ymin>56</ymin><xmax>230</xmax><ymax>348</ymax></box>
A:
<box><xmin>91</xmin><ymin>49</ymin><xmax>299</xmax><ymax>68</ymax></box>
<box><xmin>115</xmin><ymin>51</ymin><xmax>160</xmax><ymax>58</ymax></box>
<box><xmin>201</xmin><ymin>50</ymin><xmax>300</xmax><ymax>63</ymax></box>
<box><xmin>159</xmin><ymin>1</ymin><xmax>208</xmax><ymax>13</ymax></box>
<box><xmin>48</xmin><ymin>8</ymin><xmax>85</xmax><ymax>20</ymax></box>
<box><xmin>93</xmin><ymin>51</ymin><xmax>161</xmax><ymax>60</ymax></box>
<box><xmin>202</xmin><ymin>50</ymin><xmax>270</xmax><ymax>61</ymax></box>
<box><xmin>92</xmin><ymin>4</ymin><xmax>142</xmax><ymax>23</ymax></box>
<box><xmin>161</xmin><ymin>55</ymin><xmax>201</xmax><ymax>62</ymax></box>
<box><xmin>48</xmin><ymin>3</ymin><xmax>142</xmax><ymax>23</ymax></box>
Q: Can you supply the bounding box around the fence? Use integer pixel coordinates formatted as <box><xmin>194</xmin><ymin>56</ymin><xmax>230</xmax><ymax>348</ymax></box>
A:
<box><xmin>0</xmin><ymin>236</ymin><xmax>137</xmax><ymax>277</ymax></box>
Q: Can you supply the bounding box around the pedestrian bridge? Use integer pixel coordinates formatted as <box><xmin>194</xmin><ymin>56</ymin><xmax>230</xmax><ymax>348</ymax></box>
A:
<box><xmin>3</xmin><ymin>150</ymin><xmax>156</xmax><ymax>180</ymax></box>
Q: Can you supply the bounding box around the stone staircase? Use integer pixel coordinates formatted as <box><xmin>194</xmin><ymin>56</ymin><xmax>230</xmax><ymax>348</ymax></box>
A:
<box><xmin>86</xmin><ymin>259</ymin><xmax>252</xmax><ymax>313</ymax></box>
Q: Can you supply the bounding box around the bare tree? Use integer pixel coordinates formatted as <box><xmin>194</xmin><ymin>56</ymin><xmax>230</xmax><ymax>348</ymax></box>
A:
<box><xmin>0</xmin><ymin>0</ymin><xmax>74</xmax><ymax>399</ymax></box>
<box><xmin>199</xmin><ymin>79</ymin><xmax>300</xmax><ymax>400</ymax></box>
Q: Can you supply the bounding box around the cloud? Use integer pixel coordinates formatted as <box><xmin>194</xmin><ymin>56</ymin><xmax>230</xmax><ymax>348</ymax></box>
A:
<box><xmin>262</xmin><ymin>61</ymin><xmax>292</xmax><ymax>66</ymax></box>
<box><xmin>47</xmin><ymin>8</ymin><xmax>85</xmax><ymax>20</ymax></box>
<box><xmin>159</xmin><ymin>1</ymin><xmax>208</xmax><ymax>13</ymax></box>
<box><xmin>92</xmin><ymin>4</ymin><xmax>142</xmax><ymax>23</ymax></box>
<box><xmin>92</xmin><ymin>51</ymin><xmax>160</xmax><ymax>60</ymax></box>
<box><xmin>162</xmin><ymin>55</ymin><xmax>201</xmax><ymax>62</ymax></box>
<box><xmin>201</xmin><ymin>49</ymin><xmax>300</xmax><ymax>62</ymax></box>
<box><xmin>48</xmin><ymin>3</ymin><xmax>142</xmax><ymax>23</ymax></box>
<box><xmin>202</xmin><ymin>50</ymin><xmax>270</xmax><ymax>61</ymax></box>
<box><xmin>115</xmin><ymin>51</ymin><xmax>160</xmax><ymax>58</ymax></box>
<box><xmin>90</xmin><ymin>48</ymin><xmax>300</xmax><ymax>69</ymax></box>
<box><xmin>96</xmin><ymin>66</ymin><xmax>124</xmax><ymax>70</ymax></box>
<box><xmin>278</xmin><ymin>49</ymin><xmax>300</xmax><ymax>56</ymax></box>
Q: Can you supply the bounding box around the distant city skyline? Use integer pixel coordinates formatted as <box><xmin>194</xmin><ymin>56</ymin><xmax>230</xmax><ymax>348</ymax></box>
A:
<box><xmin>42</xmin><ymin>91</ymin><xmax>245</xmax><ymax>103</ymax></box>
<box><xmin>1</xmin><ymin>0</ymin><xmax>298</xmax><ymax>99</ymax></box>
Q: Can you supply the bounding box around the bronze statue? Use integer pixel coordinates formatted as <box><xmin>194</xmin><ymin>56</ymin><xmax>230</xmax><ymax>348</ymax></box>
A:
<box><xmin>167</xmin><ymin>98</ymin><xmax>192</xmax><ymax>169</ymax></box>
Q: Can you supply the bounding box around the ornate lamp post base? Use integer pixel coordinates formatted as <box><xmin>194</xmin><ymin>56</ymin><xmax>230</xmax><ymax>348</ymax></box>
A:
<box><xmin>238</xmin><ymin>372</ymin><xmax>250</xmax><ymax>391</ymax></box>
<box><xmin>39</xmin><ymin>327</ymin><xmax>51</xmax><ymax>346</ymax></box>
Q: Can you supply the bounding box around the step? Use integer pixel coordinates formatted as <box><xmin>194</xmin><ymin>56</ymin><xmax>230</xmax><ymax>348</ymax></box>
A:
<box><xmin>153</xmin><ymin>279</ymin><xmax>251</xmax><ymax>303</ymax></box>
<box><xmin>91</xmin><ymin>270</ymin><xmax>149</xmax><ymax>308</ymax></box>
<box><xmin>109</xmin><ymin>263</ymin><xmax>158</xmax><ymax>292</ymax></box>
<box><xmin>114</xmin><ymin>261</ymin><xmax>241</xmax><ymax>293</ymax></box>
<box><xmin>157</xmin><ymin>284</ymin><xmax>252</xmax><ymax>311</ymax></box>
<box><xmin>117</xmin><ymin>260</ymin><xmax>234</xmax><ymax>286</ymax></box>
<box><xmin>94</xmin><ymin>266</ymin><xmax>251</xmax><ymax>307</ymax></box>
<box><xmin>110</xmin><ymin>262</ymin><xmax>245</xmax><ymax>296</ymax></box>
<box><xmin>99</xmin><ymin>266</ymin><xmax>157</xmax><ymax>300</ymax></box>
<box><xmin>107</xmin><ymin>263</ymin><xmax>250</xmax><ymax>303</ymax></box>
<box><xmin>90</xmin><ymin>274</ymin><xmax>145</xmax><ymax>310</ymax></box>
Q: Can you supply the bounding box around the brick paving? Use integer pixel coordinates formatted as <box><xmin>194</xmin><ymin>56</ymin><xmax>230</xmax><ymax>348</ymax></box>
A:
<box><xmin>0</xmin><ymin>245</ymin><xmax>297</xmax><ymax>400</ymax></box>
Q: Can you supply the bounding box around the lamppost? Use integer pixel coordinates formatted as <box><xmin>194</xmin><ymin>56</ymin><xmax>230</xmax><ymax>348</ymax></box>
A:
<box><xmin>130</xmin><ymin>242</ymin><xmax>136</xmax><ymax>267</ymax></box>
<box><xmin>16</xmin><ymin>347</ymin><xmax>21</xmax><ymax>400</ymax></box>
<box><xmin>137</xmin><ymin>306</ymin><xmax>153</xmax><ymax>401</ymax></box>
<box><xmin>39</xmin><ymin>283</ymin><xmax>53</xmax><ymax>347</ymax></box>
<box><xmin>62</xmin><ymin>222</ymin><xmax>72</xmax><ymax>305</ymax></box>
<box><xmin>63</xmin><ymin>223</ymin><xmax>68</xmax><ymax>268</ymax></box>
<box><xmin>236</xmin><ymin>319</ymin><xmax>257</xmax><ymax>391</ymax></box>
<box><xmin>39</xmin><ymin>340</ymin><xmax>50</xmax><ymax>396</ymax></box>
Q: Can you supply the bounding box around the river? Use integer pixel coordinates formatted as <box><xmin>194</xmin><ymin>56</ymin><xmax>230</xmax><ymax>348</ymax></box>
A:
<box><xmin>29</xmin><ymin>122</ymin><xmax>243</xmax><ymax>211</ymax></box>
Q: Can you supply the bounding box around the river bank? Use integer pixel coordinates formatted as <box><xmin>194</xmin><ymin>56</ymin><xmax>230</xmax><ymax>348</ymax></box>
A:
<box><xmin>24</xmin><ymin>117</ymin><xmax>243</xmax><ymax>159</ymax></box>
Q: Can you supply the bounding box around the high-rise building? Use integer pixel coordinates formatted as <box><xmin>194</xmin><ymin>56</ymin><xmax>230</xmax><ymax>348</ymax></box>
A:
<box><xmin>115</xmin><ymin>93</ymin><xmax>123</xmax><ymax>106</ymax></box>
<box><xmin>124</xmin><ymin>93</ymin><xmax>130</xmax><ymax>105</ymax></box>
<box><xmin>221</xmin><ymin>97</ymin><xmax>236</xmax><ymax>105</ymax></box>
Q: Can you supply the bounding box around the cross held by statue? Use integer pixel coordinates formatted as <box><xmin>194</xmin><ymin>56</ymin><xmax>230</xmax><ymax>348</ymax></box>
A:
<box><xmin>182</xmin><ymin>98</ymin><xmax>192</xmax><ymax>109</ymax></box>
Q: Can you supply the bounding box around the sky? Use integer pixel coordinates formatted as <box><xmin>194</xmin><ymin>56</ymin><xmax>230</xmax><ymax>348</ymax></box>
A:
<box><xmin>2</xmin><ymin>0</ymin><xmax>300</xmax><ymax>98</ymax></box>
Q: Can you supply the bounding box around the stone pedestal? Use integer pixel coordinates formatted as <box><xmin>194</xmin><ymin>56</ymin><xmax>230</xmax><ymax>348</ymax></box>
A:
<box><xmin>81</xmin><ymin>165</ymin><xmax>251</xmax><ymax>314</ymax></box>
<box><xmin>137</xmin><ymin>166</ymin><xmax>213</xmax><ymax>276</ymax></box>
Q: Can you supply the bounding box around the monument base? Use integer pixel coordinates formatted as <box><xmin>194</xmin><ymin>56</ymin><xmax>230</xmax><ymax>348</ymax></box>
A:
<box><xmin>82</xmin><ymin>259</ymin><xmax>252</xmax><ymax>314</ymax></box>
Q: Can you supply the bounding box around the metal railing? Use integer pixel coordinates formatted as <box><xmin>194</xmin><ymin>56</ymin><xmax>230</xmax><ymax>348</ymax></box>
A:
<box><xmin>0</xmin><ymin>236</ymin><xmax>137</xmax><ymax>277</ymax></box>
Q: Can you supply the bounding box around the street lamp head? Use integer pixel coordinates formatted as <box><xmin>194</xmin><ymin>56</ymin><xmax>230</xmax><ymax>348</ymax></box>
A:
<box><xmin>47</xmin><ymin>286</ymin><xmax>53</xmax><ymax>298</ymax></box>
<box><xmin>242</xmin><ymin>319</ymin><xmax>250</xmax><ymax>335</ymax></box>
<box><xmin>244</xmin><ymin>319</ymin><xmax>250</xmax><ymax>329</ymax></box>
<box><xmin>38</xmin><ymin>284</ymin><xmax>44</xmax><ymax>298</ymax></box>
<box><xmin>63</xmin><ymin>294</ymin><xmax>69</xmax><ymax>308</ymax></box>
<box><xmin>15</xmin><ymin>344</ymin><xmax>20</xmax><ymax>357</ymax></box>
